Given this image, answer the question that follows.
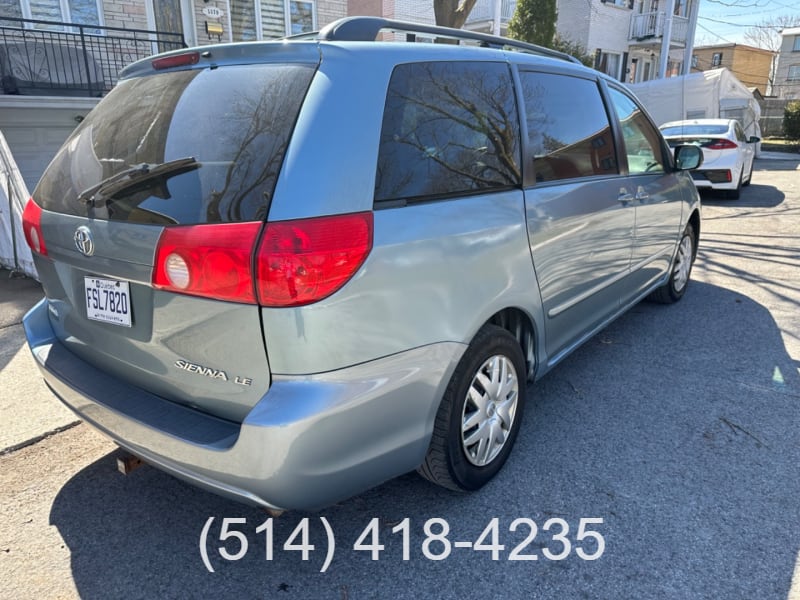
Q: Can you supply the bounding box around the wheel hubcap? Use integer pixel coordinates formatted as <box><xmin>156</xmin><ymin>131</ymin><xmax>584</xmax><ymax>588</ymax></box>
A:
<box><xmin>461</xmin><ymin>355</ymin><xmax>519</xmax><ymax>467</ymax></box>
<box><xmin>672</xmin><ymin>233</ymin><xmax>693</xmax><ymax>293</ymax></box>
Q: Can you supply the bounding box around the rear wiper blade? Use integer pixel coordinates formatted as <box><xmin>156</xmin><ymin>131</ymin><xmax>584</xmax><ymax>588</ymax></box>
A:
<box><xmin>78</xmin><ymin>157</ymin><xmax>199</xmax><ymax>208</ymax></box>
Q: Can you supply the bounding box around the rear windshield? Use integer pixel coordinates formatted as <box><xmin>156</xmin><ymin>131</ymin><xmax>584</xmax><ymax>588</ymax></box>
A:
<box><xmin>34</xmin><ymin>63</ymin><xmax>315</xmax><ymax>224</ymax></box>
<box><xmin>660</xmin><ymin>124</ymin><xmax>728</xmax><ymax>137</ymax></box>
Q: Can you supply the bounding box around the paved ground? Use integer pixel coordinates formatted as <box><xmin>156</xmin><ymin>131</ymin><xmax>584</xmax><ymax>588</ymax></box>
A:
<box><xmin>0</xmin><ymin>273</ymin><xmax>78</xmax><ymax>454</ymax></box>
<box><xmin>1</xmin><ymin>157</ymin><xmax>798</xmax><ymax>599</ymax></box>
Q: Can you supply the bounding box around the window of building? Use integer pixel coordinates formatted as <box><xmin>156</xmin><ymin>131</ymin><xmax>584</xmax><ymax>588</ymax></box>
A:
<box><xmin>642</xmin><ymin>60</ymin><xmax>652</xmax><ymax>81</ymax></box>
<box><xmin>691</xmin><ymin>55</ymin><xmax>698</xmax><ymax>68</ymax></box>
<box><xmin>520</xmin><ymin>71</ymin><xmax>618</xmax><ymax>183</ymax></box>
<box><xmin>789</xmin><ymin>65</ymin><xmax>800</xmax><ymax>81</ymax></box>
<box><xmin>231</xmin><ymin>0</ymin><xmax>259</xmax><ymax>41</ymax></box>
<box><xmin>2</xmin><ymin>0</ymin><xmax>102</xmax><ymax>28</ymax></box>
<box><xmin>794</xmin><ymin>36</ymin><xmax>800</xmax><ymax>52</ymax></box>
<box><xmin>286</xmin><ymin>0</ymin><xmax>314</xmax><ymax>35</ymax></box>
<box><xmin>374</xmin><ymin>62</ymin><xmax>521</xmax><ymax>203</ymax></box>
<box><xmin>711</xmin><ymin>52</ymin><xmax>722</xmax><ymax>67</ymax></box>
<box><xmin>667</xmin><ymin>60</ymin><xmax>682</xmax><ymax>77</ymax></box>
<box><xmin>229</xmin><ymin>1</ymin><xmax>316</xmax><ymax>41</ymax></box>
<box><xmin>598</xmin><ymin>51</ymin><xmax>622</xmax><ymax>80</ymax></box>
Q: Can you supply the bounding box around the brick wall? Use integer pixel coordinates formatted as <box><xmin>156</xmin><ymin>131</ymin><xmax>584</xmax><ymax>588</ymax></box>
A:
<box><xmin>318</xmin><ymin>0</ymin><xmax>348</xmax><ymax>27</ymax></box>
<box><xmin>692</xmin><ymin>44</ymin><xmax>773</xmax><ymax>95</ymax></box>
<box><xmin>101</xmin><ymin>0</ymin><xmax>150</xmax><ymax>30</ymax></box>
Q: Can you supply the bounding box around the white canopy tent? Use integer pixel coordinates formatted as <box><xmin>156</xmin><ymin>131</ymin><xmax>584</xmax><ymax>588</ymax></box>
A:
<box><xmin>627</xmin><ymin>68</ymin><xmax>762</xmax><ymax>156</ymax></box>
<box><xmin>1</xmin><ymin>130</ymin><xmax>37</xmax><ymax>279</ymax></box>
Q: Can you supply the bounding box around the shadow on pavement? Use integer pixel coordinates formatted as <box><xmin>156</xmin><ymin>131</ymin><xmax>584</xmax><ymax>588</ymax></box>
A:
<box><xmin>49</xmin><ymin>282</ymin><xmax>800</xmax><ymax>599</ymax></box>
<box><xmin>699</xmin><ymin>184</ymin><xmax>785</xmax><ymax>209</ymax></box>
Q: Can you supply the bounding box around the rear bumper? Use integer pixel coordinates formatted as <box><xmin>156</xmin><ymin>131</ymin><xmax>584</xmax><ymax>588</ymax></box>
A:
<box><xmin>690</xmin><ymin>168</ymin><xmax>737</xmax><ymax>190</ymax></box>
<box><xmin>24</xmin><ymin>299</ymin><xmax>464</xmax><ymax>511</ymax></box>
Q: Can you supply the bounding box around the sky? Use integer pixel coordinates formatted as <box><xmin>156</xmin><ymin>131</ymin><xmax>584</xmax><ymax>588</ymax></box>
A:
<box><xmin>695</xmin><ymin>0</ymin><xmax>800</xmax><ymax>46</ymax></box>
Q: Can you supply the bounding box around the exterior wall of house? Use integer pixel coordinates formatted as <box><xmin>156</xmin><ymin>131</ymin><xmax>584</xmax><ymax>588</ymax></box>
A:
<box><xmin>385</xmin><ymin>0</ymin><xmax>433</xmax><ymax>25</ymax></box>
<box><xmin>556</xmin><ymin>0</ymin><xmax>691</xmax><ymax>83</ymax></box>
<box><xmin>318</xmin><ymin>0</ymin><xmax>348</xmax><ymax>27</ymax></box>
<box><xmin>774</xmin><ymin>27</ymin><xmax>800</xmax><ymax>100</ymax></box>
<box><xmin>555</xmin><ymin>0</ymin><xmax>593</xmax><ymax>49</ymax></box>
<box><xmin>692</xmin><ymin>44</ymin><xmax>773</xmax><ymax>95</ymax></box>
<box><xmin>584</xmin><ymin>2</ymin><xmax>634</xmax><ymax>58</ymax></box>
<box><xmin>101</xmin><ymin>0</ymin><xmax>150</xmax><ymax>31</ymax></box>
<box><xmin>348</xmin><ymin>0</ymin><xmax>383</xmax><ymax>16</ymax></box>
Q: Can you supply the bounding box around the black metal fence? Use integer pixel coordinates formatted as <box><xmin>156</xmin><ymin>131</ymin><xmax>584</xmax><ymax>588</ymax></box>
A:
<box><xmin>0</xmin><ymin>16</ymin><xmax>185</xmax><ymax>97</ymax></box>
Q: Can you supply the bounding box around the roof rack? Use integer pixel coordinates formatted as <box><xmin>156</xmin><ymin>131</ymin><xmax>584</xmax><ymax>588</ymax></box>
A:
<box><xmin>315</xmin><ymin>17</ymin><xmax>582</xmax><ymax>64</ymax></box>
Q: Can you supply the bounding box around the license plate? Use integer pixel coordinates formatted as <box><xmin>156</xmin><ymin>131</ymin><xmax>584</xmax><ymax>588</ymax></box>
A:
<box><xmin>84</xmin><ymin>277</ymin><xmax>132</xmax><ymax>327</ymax></box>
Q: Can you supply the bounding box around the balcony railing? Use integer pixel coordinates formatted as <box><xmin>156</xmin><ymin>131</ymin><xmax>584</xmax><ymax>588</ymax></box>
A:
<box><xmin>629</xmin><ymin>12</ymin><xmax>688</xmax><ymax>45</ymax></box>
<box><xmin>0</xmin><ymin>16</ymin><xmax>185</xmax><ymax>97</ymax></box>
<box><xmin>465</xmin><ymin>0</ymin><xmax>517</xmax><ymax>26</ymax></box>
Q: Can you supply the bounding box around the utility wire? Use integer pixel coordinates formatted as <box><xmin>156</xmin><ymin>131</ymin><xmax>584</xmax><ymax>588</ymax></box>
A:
<box><xmin>699</xmin><ymin>15</ymin><xmax>799</xmax><ymax>28</ymax></box>
<box><xmin>697</xmin><ymin>21</ymin><xmax>736</xmax><ymax>43</ymax></box>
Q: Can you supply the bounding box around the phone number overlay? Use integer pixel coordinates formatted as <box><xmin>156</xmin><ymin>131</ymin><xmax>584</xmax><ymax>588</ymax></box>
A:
<box><xmin>199</xmin><ymin>516</ymin><xmax>605</xmax><ymax>573</ymax></box>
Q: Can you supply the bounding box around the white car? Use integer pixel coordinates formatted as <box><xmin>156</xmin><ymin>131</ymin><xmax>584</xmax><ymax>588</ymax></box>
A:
<box><xmin>660</xmin><ymin>119</ymin><xmax>759</xmax><ymax>199</ymax></box>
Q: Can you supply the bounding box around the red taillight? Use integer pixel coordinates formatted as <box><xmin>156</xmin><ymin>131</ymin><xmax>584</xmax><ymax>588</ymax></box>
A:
<box><xmin>152</xmin><ymin>52</ymin><xmax>200</xmax><ymax>70</ymax></box>
<box><xmin>152</xmin><ymin>222</ymin><xmax>261</xmax><ymax>303</ymax></box>
<box><xmin>706</xmin><ymin>139</ymin><xmax>737</xmax><ymax>150</ymax></box>
<box><xmin>22</xmin><ymin>198</ymin><xmax>47</xmax><ymax>256</ymax></box>
<box><xmin>725</xmin><ymin>170</ymin><xmax>732</xmax><ymax>182</ymax></box>
<box><xmin>255</xmin><ymin>212</ymin><xmax>373</xmax><ymax>307</ymax></box>
<box><xmin>152</xmin><ymin>213</ymin><xmax>373</xmax><ymax>306</ymax></box>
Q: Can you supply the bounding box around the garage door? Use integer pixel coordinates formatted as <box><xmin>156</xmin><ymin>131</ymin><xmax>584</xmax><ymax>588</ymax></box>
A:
<box><xmin>0</xmin><ymin>98</ymin><xmax>98</xmax><ymax>192</ymax></box>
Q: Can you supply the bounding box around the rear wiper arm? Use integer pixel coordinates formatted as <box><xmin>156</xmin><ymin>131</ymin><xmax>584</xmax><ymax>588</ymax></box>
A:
<box><xmin>78</xmin><ymin>157</ymin><xmax>199</xmax><ymax>208</ymax></box>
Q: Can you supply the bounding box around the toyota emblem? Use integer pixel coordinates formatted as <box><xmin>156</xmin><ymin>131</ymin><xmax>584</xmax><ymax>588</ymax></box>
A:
<box><xmin>74</xmin><ymin>226</ymin><xmax>95</xmax><ymax>257</ymax></box>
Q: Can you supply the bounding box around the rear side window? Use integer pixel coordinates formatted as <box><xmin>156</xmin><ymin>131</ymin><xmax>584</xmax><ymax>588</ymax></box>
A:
<box><xmin>374</xmin><ymin>61</ymin><xmax>521</xmax><ymax>204</ymax></box>
<box><xmin>519</xmin><ymin>70</ymin><xmax>618</xmax><ymax>183</ymax></box>
<box><xmin>734</xmin><ymin>122</ymin><xmax>747</xmax><ymax>142</ymax></box>
<box><xmin>607</xmin><ymin>87</ymin><xmax>666</xmax><ymax>175</ymax></box>
<box><xmin>34</xmin><ymin>64</ymin><xmax>315</xmax><ymax>224</ymax></box>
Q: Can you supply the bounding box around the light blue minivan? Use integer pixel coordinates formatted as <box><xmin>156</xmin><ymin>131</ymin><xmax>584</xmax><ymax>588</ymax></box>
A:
<box><xmin>23</xmin><ymin>17</ymin><xmax>703</xmax><ymax>511</ymax></box>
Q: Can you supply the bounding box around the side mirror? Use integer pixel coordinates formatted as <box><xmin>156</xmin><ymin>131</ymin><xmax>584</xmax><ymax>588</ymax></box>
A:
<box><xmin>674</xmin><ymin>144</ymin><xmax>703</xmax><ymax>171</ymax></box>
<box><xmin>748</xmin><ymin>136</ymin><xmax>761</xmax><ymax>144</ymax></box>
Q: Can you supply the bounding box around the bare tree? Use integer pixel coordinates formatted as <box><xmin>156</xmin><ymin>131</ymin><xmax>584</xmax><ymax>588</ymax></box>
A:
<box><xmin>433</xmin><ymin>0</ymin><xmax>479</xmax><ymax>29</ymax></box>
<box><xmin>743</xmin><ymin>15</ymin><xmax>800</xmax><ymax>52</ymax></box>
<box><xmin>743</xmin><ymin>15</ymin><xmax>800</xmax><ymax>93</ymax></box>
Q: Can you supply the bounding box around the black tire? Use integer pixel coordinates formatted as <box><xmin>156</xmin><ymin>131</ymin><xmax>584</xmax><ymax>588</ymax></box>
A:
<box><xmin>726</xmin><ymin>170</ymin><xmax>742</xmax><ymax>199</ymax></box>
<box><xmin>742</xmin><ymin>161</ymin><xmax>753</xmax><ymax>187</ymax></box>
<box><xmin>418</xmin><ymin>325</ymin><xmax>526</xmax><ymax>491</ymax></box>
<box><xmin>649</xmin><ymin>223</ymin><xmax>696</xmax><ymax>304</ymax></box>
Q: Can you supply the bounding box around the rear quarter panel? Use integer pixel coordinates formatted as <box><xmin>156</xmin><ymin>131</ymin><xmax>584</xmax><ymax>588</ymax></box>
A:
<box><xmin>261</xmin><ymin>191</ymin><xmax>543</xmax><ymax>374</ymax></box>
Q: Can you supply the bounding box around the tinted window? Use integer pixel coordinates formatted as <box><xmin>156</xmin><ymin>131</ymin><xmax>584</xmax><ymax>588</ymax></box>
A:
<box><xmin>34</xmin><ymin>64</ymin><xmax>315</xmax><ymax>224</ymax></box>
<box><xmin>608</xmin><ymin>88</ymin><xmax>665</xmax><ymax>174</ymax></box>
<box><xmin>519</xmin><ymin>71</ymin><xmax>617</xmax><ymax>183</ymax></box>
<box><xmin>374</xmin><ymin>62</ymin><xmax>521</xmax><ymax>203</ymax></box>
<box><xmin>660</xmin><ymin>124</ymin><xmax>729</xmax><ymax>136</ymax></box>
<box><xmin>734</xmin><ymin>122</ymin><xmax>747</xmax><ymax>142</ymax></box>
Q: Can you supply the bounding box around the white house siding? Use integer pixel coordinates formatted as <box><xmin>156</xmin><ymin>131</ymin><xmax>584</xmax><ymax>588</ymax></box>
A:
<box><xmin>774</xmin><ymin>27</ymin><xmax>800</xmax><ymax>100</ymax></box>
<box><xmin>584</xmin><ymin>3</ymin><xmax>632</xmax><ymax>59</ymax></box>
<box><xmin>556</xmin><ymin>0</ymin><xmax>592</xmax><ymax>49</ymax></box>
<box><xmin>388</xmin><ymin>0</ymin><xmax>434</xmax><ymax>26</ymax></box>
